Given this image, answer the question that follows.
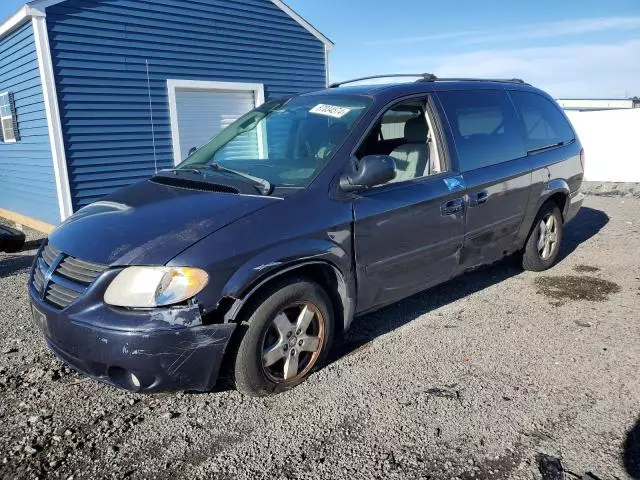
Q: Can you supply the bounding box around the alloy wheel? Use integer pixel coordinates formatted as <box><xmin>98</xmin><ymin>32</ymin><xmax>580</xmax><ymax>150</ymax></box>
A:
<box><xmin>261</xmin><ymin>302</ymin><xmax>325</xmax><ymax>383</ymax></box>
<box><xmin>537</xmin><ymin>214</ymin><xmax>559</xmax><ymax>260</ymax></box>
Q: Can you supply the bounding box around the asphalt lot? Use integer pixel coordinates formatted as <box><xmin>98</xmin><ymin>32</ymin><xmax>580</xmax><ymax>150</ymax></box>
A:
<box><xmin>0</xmin><ymin>195</ymin><xmax>638</xmax><ymax>480</ymax></box>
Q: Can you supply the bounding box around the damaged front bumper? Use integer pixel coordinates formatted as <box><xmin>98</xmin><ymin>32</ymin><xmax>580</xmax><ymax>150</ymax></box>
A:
<box><xmin>28</xmin><ymin>271</ymin><xmax>237</xmax><ymax>393</ymax></box>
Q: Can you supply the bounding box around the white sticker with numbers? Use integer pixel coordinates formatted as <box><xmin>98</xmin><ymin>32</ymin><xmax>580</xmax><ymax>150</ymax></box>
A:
<box><xmin>309</xmin><ymin>104</ymin><xmax>352</xmax><ymax>118</ymax></box>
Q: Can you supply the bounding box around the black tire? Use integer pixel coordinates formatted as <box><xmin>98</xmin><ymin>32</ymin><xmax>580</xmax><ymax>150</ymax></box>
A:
<box><xmin>522</xmin><ymin>202</ymin><xmax>563</xmax><ymax>272</ymax></box>
<box><xmin>0</xmin><ymin>225</ymin><xmax>25</xmax><ymax>253</ymax></box>
<box><xmin>233</xmin><ymin>278</ymin><xmax>334</xmax><ymax>397</ymax></box>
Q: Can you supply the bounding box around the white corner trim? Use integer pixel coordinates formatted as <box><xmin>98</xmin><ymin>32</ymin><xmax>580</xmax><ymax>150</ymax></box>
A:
<box><xmin>0</xmin><ymin>7</ymin><xmax>28</xmax><ymax>38</ymax></box>
<box><xmin>270</xmin><ymin>0</ymin><xmax>334</xmax><ymax>49</ymax></box>
<box><xmin>1</xmin><ymin>6</ymin><xmax>28</xmax><ymax>38</ymax></box>
<box><xmin>167</xmin><ymin>79</ymin><xmax>265</xmax><ymax>166</ymax></box>
<box><xmin>32</xmin><ymin>16</ymin><xmax>73</xmax><ymax>221</ymax></box>
<box><xmin>0</xmin><ymin>4</ymin><xmax>47</xmax><ymax>38</ymax></box>
<box><xmin>324</xmin><ymin>44</ymin><xmax>331</xmax><ymax>87</ymax></box>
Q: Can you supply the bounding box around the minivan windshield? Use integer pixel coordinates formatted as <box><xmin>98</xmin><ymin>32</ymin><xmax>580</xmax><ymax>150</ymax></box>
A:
<box><xmin>178</xmin><ymin>94</ymin><xmax>372</xmax><ymax>188</ymax></box>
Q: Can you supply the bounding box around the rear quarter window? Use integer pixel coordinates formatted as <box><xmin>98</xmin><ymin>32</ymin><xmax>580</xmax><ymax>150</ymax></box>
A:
<box><xmin>508</xmin><ymin>91</ymin><xmax>575</xmax><ymax>151</ymax></box>
<box><xmin>437</xmin><ymin>90</ymin><xmax>526</xmax><ymax>172</ymax></box>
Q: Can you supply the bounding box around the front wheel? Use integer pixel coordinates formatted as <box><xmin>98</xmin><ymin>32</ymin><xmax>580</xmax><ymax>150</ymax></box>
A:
<box><xmin>522</xmin><ymin>203</ymin><xmax>564</xmax><ymax>272</ymax></box>
<box><xmin>233</xmin><ymin>279</ymin><xmax>334</xmax><ymax>397</ymax></box>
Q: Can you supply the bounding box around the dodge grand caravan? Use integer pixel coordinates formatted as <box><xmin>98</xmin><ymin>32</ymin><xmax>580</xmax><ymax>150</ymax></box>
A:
<box><xmin>29</xmin><ymin>74</ymin><xmax>584</xmax><ymax>397</ymax></box>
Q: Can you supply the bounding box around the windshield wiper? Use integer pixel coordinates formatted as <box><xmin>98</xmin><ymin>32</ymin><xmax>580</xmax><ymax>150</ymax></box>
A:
<box><xmin>160</xmin><ymin>167</ymin><xmax>203</xmax><ymax>175</ymax></box>
<box><xmin>209</xmin><ymin>163</ymin><xmax>273</xmax><ymax>195</ymax></box>
<box><xmin>159</xmin><ymin>163</ymin><xmax>273</xmax><ymax>195</ymax></box>
<box><xmin>526</xmin><ymin>142</ymin><xmax>565</xmax><ymax>155</ymax></box>
<box><xmin>163</xmin><ymin>164</ymin><xmax>272</xmax><ymax>195</ymax></box>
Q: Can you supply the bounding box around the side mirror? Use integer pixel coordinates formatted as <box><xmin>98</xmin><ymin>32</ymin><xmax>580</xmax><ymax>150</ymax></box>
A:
<box><xmin>339</xmin><ymin>155</ymin><xmax>396</xmax><ymax>192</ymax></box>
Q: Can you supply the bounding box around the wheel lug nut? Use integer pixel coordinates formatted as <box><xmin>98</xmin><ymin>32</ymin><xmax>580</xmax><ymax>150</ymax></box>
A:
<box><xmin>283</xmin><ymin>345</ymin><xmax>288</xmax><ymax>351</ymax></box>
<box><xmin>296</xmin><ymin>329</ymin><xmax>301</xmax><ymax>335</ymax></box>
<box><xmin>298</xmin><ymin>340</ymin><xmax>304</xmax><ymax>346</ymax></box>
<box><xmin>287</xmin><ymin>332</ymin><xmax>292</xmax><ymax>338</ymax></box>
<box><xmin>291</xmin><ymin>349</ymin><xmax>296</xmax><ymax>356</ymax></box>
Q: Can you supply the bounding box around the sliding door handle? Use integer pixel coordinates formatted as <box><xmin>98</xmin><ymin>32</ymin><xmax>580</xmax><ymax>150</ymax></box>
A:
<box><xmin>470</xmin><ymin>191</ymin><xmax>490</xmax><ymax>207</ymax></box>
<box><xmin>441</xmin><ymin>198</ymin><xmax>465</xmax><ymax>216</ymax></box>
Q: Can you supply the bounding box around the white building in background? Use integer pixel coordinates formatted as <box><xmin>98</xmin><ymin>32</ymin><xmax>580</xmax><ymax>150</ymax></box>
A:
<box><xmin>557</xmin><ymin>98</ymin><xmax>640</xmax><ymax>111</ymax></box>
<box><xmin>563</xmin><ymin>108</ymin><xmax>640</xmax><ymax>183</ymax></box>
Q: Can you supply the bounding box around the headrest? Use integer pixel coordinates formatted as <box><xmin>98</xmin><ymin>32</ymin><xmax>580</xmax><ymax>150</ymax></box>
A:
<box><xmin>404</xmin><ymin>117</ymin><xmax>428</xmax><ymax>143</ymax></box>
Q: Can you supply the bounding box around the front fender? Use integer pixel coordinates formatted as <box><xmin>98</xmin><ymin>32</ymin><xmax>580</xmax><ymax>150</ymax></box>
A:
<box><xmin>221</xmin><ymin>238</ymin><xmax>351</xmax><ymax>299</ymax></box>
<box><xmin>219</xmin><ymin>238</ymin><xmax>357</xmax><ymax>330</ymax></box>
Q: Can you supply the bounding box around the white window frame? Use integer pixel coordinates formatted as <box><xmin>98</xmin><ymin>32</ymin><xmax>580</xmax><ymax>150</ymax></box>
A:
<box><xmin>167</xmin><ymin>80</ymin><xmax>265</xmax><ymax>166</ymax></box>
<box><xmin>0</xmin><ymin>92</ymin><xmax>18</xmax><ymax>143</ymax></box>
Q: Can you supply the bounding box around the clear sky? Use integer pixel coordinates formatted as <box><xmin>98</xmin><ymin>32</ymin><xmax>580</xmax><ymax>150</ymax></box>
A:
<box><xmin>286</xmin><ymin>0</ymin><xmax>640</xmax><ymax>98</ymax></box>
<box><xmin>2</xmin><ymin>0</ymin><xmax>639</xmax><ymax>98</ymax></box>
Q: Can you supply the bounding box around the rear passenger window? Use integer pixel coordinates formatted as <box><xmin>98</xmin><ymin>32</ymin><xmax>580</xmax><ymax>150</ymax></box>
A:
<box><xmin>509</xmin><ymin>91</ymin><xmax>575</xmax><ymax>152</ymax></box>
<box><xmin>438</xmin><ymin>90</ymin><xmax>526</xmax><ymax>172</ymax></box>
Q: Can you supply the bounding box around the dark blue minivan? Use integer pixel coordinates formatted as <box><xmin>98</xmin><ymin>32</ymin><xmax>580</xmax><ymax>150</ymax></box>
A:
<box><xmin>29</xmin><ymin>75</ymin><xmax>584</xmax><ymax>396</ymax></box>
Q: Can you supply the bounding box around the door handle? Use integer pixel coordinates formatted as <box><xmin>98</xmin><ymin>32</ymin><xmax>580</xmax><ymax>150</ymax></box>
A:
<box><xmin>441</xmin><ymin>198</ymin><xmax>465</xmax><ymax>216</ymax></box>
<box><xmin>470</xmin><ymin>191</ymin><xmax>489</xmax><ymax>207</ymax></box>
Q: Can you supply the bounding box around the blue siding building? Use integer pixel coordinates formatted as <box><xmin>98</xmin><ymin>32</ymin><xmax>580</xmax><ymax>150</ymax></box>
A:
<box><xmin>0</xmin><ymin>21</ymin><xmax>59</xmax><ymax>225</ymax></box>
<box><xmin>0</xmin><ymin>0</ymin><xmax>332</xmax><ymax>231</ymax></box>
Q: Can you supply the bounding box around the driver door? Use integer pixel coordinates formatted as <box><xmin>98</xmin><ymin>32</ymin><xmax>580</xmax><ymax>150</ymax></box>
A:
<box><xmin>353</xmin><ymin>96</ymin><xmax>466</xmax><ymax>313</ymax></box>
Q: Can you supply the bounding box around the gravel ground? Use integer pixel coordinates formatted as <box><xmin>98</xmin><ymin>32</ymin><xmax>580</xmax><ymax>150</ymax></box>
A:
<box><xmin>0</xmin><ymin>195</ymin><xmax>638</xmax><ymax>480</ymax></box>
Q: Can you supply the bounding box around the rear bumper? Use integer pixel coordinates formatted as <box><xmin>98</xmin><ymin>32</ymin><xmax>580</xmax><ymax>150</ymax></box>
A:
<box><xmin>565</xmin><ymin>190</ymin><xmax>584</xmax><ymax>224</ymax></box>
<box><xmin>29</xmin><ymin>290</ymin><xmax>237</xmax><ymax>393</ymax></box>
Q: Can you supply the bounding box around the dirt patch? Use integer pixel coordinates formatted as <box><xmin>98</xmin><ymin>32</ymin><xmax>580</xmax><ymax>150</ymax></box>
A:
<box><xmin>423</xmin><ymin>387</ymin><xmax>461</xmax><ymax>400</ymax></box>
<box><xmin>574</xmin><ymin>265</ymin><xmax>601</xmax><ymax>273</ymax></box>
<box><xmin>459</xmin><ymin>444</ymin><xmax>525</xmax><ymax>480</ymax></box>
<box><xmin>575</xmin><ymin>320</ymin><xmax>594</xmax><ymax>328</ymax></box>
<box><xmin>535</xmin><ymin>275</ymin><xmax>621</xmax><ymax>302</ymax></box>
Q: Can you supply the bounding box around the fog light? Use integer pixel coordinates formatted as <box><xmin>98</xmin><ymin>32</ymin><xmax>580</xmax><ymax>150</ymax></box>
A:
<box><xmin>130</xmin><ymin>373</ymin><xmax>141</xmax><ymax>389</ymax></box>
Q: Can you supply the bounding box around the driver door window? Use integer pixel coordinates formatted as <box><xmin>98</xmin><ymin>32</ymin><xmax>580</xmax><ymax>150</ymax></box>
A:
<box><xmin>356</xmin><ymin>99</ymin><xmax>443</xmax><ymax>184</ymax></box>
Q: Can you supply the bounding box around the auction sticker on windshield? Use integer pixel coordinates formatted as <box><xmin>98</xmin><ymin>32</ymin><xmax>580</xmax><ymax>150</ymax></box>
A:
<box><xmin>310</xmin><ymin>104</ymin><xmax>352</xmax><ymax>118</ymax></box>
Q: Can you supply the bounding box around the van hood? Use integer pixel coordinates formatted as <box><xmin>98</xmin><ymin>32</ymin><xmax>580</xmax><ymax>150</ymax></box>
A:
<box><xmin>48</xmin><ymin>179</ymin><xmax>279</xmax><ymax>266</ymax></box>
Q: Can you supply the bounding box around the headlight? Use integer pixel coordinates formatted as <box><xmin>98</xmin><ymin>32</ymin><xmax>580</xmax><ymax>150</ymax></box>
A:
<box><xmin>104</xmin><ymin>267</ymin><xmax>209</xmax><ymax>308</ymax></box>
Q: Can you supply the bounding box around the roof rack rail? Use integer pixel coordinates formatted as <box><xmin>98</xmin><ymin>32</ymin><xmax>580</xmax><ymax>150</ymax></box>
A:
<box><xmin>328</xmin><ymin>74</ymin><xmax>527</xmax><ymax>88</ymax></box>
<box><xmin>329</xmin><ymin>73</ymin><xmax>437</xmax><ymax>88</ymax></box>
<box><xmin>417</xmin><ymin>77</ymin><xmax>527</xmax><ymax>85</ymax></box>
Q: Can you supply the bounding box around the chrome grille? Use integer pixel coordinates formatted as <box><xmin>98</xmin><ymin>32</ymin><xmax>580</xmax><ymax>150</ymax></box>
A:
<box><xmin>57</xmin><ymin>256</ymin><xmax>106</xmax><ymax>285</ymax></box>
<box><xmin>46</xmin><ymin>283</ymin><xmax>82</xmax><ymax>309</ymax></box>
<box><xmin>32</xmin><ymin>265</ymin><xmax>45</xmax><ymax>292</ymax></box>
<box><xmin>31</xmin><ymin>243</ymin><xmax>107</xmax><ymax>310</ymax></box>
<box><xmin>41</xmin><ymin>243</ymin><xmax>60</xmax><ymax>266</ymax></box>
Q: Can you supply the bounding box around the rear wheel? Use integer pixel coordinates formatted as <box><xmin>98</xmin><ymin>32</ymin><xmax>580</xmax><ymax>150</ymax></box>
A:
<box><xmin>233</xmin><ymin>279</ymin><xmax>334</xmax><ymax>397</ymax></box>
<box><xmin>522</xmin><ymin>203</ymin><xmax>563</xmax><ymax>271</ymax></box>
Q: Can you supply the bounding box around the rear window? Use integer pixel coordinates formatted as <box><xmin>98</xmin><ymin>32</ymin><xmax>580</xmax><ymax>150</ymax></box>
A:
<box><xmin>438</xmin><ymin>90</ymin><xmax>526</xmax><ymax>172</ymax></box>
<box><xmin>509</xmin><ymin>91</ymin><xmax>575</xmax><ymax>152</ymax></box>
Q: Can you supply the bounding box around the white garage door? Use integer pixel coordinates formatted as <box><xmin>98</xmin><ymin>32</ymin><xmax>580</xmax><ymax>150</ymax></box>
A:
<box><xmin>169</xmin><ymin>82</ymin><xmax>263</xmax><ymax>163</ymax></box>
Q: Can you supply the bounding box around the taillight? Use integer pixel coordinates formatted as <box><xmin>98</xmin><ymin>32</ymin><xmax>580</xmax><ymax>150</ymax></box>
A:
<box><xmin>579</xmin><ymin>148</ymin><xmax>585</xmax><ymax>171</ymax></box>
